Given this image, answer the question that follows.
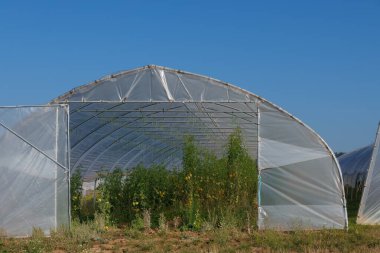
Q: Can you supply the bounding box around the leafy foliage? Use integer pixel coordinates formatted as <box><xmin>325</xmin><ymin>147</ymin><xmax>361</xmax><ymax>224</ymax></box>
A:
<box><xmin>70</xmin><ymin>170</ymin><xmax>83</xmax><ymax>221</ymax></box>
<box><xmin>73</xmin><ymin>128</ymin><xmax>258</xmax><ymax>230</ymax></box>
<box><xmin>180</xmin><ymin>129</ymin><xmax>258</xmax><ymax>229</ymax></box>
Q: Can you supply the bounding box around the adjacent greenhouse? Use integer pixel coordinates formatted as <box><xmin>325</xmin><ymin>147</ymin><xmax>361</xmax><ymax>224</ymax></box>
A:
<box><xmin>339</xmin><ymin>124</ymin><xmax>380</xmax><ymax>225</ymax></box>
<box><xmin>0</xmin><ymin>65</ymin><xmax>347</xmax><ymax>236</ymax></box>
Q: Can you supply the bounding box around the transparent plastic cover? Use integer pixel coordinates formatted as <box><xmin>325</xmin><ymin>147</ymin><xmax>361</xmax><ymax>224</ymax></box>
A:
<box><xmin>0</xmin><ymin>106</ymin><xmax>69</xmax><ymax>237</ymax></box>
<box><xmin>51</xmin><ymin>65</ymin><xmax>346</xmax><ymax>230</ymax></box>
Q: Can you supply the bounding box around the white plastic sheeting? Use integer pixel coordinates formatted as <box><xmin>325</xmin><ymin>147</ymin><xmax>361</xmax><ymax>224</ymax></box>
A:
<box><xmin>357</xmin><ymin>124</ymin><xmax>380</xmax><ymax>224</ymax></box>
<box><xmin>258</xmin><ymin>103</ymin><xmax>346</xmax><ymax>229</ymax></box>
<box><xmin>50</xmin><ymin>65</ymin><xmax>347</xmax><ymax>230</ymax></box>
<box><xmin>339</xmin><ymin>124</ymin><xmax>380</xmax><ymax>225</ymax></box>
<box><xmin>0</xmin><ymin>106</ymin><xmax>69</xmax><ymax>237</ymax></box>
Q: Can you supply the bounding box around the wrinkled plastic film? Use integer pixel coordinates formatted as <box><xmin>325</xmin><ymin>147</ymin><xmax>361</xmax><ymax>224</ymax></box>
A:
<box><xmin>258</xmin><ymin>102</ymin><xmax>346</xmax><ymax>230</ymax></box>
<box><xmin>357</xmin><ymin>124</ymin><xmax>380</xmax><ymax>224</ymax></box>
<box><xmin>0</xmin><ymin>106</ymin><xmax>69</xmax><ymax>237</ymax></box>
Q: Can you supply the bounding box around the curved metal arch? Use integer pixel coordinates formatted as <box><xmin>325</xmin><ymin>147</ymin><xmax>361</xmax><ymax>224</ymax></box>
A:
<box><xmin>161</xmin><ymin>148</ymin><xmax>182</xmax><ymax>169</ymax></box>
<box><xmin>71</xmin><ymin>102</ymin><xmax>160</xmax><ymax>149</ymax></box>
<box><xmin>74</xmin><ymin>103</ymin><xmax>250</xmax><ymax>175</ymax></box>
<box><xmin>83</xmin><ymin>133</ymin><xmax>143</xmax><ymax>177</ymax></box>
<box><xmin>51</xmin><ymin>65</ymin><xmax>346</xmax><ymax>228</ymax></box>
<box><xmin>52</xmin><ymin>64</ymin><xmax>344</xmax><ymax>183</ymax></box>
<box><xmin>71</xmin><ymin>103</ymin><xmax>166</xmax><ymax>169</ymax></box>
<box><xmin>108</xmin><ymin>132</ymin><xmax>181</xmax><ymax>170</ymax></box>
<box><xmin>72</xmin><ymin>121</ymin><xmax>153</xmax><ymax>169</ymax></box>
<box><xmin>109</xmin><ymin>136</ymin><xmax>149</xmax><ymax>171</ymax></box>
<box><xmin>70</xmin><ymin>102</ymin><xmax>124</xmax><ymax>131</ymax></box>
<box><xmin>72</xmin><ymin>102</ymin><xmax>210</xmax><ymax>171</ymax></box>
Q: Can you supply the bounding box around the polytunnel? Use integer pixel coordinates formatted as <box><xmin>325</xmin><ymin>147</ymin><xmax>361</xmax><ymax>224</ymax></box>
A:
<box><xmin>0</xmin><ymin>65</ymin><xmax>347</xmax><ymax>236</ymax></box>
<box><xmin>339</xmin><ymin>124</ymin><xmax>380</xmax><ymax>225</ymax></box>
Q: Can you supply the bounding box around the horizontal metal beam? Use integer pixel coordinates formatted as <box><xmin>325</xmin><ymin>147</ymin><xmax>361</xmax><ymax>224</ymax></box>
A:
<box><xmin>77</xmin><ymin>109</ymin><xmax>258</xmax><ymax>114</ymax></box>
<box><xmin>130</xmin><ymin>131</ymin><xmax>258</xmax><ymax>137</ymax></box>
<box><xmin>70</xmin><ymin>120</ymin><xmax>257</xmax><ymax>126</ymax></box>
<box><xmin>93</xmin><ymin>115</ymin><xmax>257</xmax><ymax>119</ymax></box>
<box><xmin>82</xmin><ymin>125</ymin><xmax>257</xmax><ymax>131</ymax></box>
<box><xmin>63</xmin><ymin>101</ymin><xmax>257</xmax><ymax>104</ymax></box>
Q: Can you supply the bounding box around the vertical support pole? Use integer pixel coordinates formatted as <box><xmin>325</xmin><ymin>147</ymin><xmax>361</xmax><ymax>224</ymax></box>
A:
<box><xmin>66</xmin><ymin>104</ymin><xmax>72</xmax><ymax>228</ymax></box>
<box><xmin>256</xmin><ymin>100</ymin><xmax>262</xmax><ymax>229</ymax></box>
<box><xmin>55</xmin><ymin>107</ymin><xmax>59</xmax><ymax>230</ymax></box>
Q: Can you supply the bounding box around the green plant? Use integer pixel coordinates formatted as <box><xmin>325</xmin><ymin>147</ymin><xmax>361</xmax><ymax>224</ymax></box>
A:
<box><xmin>224</xmin><ymin>128</ymin><xmax>258</xmax><ymax>227</ymax></box>
<box><xmin>180</xmin><ymin>128</ymin><xmax>258</xmax><ymax>230</ymax></box>
<box><xmin>96</xmin><ymin>169</ymin><xmax>123</xmax><ymax>225</ymax></box>
<box><xmin>31</xmin><ymin>227</ymin><xmax>45</xmax><ymax>238</ymax></box>
<box><xmin>93</xmin><ymin>212</ymin><xmax>107</xmax><ymax>232</ymax></box>
<box><xmin>131</xmin><ymin>215</ymin><xmax>145</xmax><ymax>231</ymax></box>
<box><xmin>88</xmin><ymin>128</ymin><xmax>258</xmax><ymax>231</ymax></box>
<box><xmin>70</xmin><ymin>220</ymin><xmax>98</xmax><ymax>244</ymax></box>
<box><xmin>143</xmin><ymin>209</ymin><xmax>151</xmax><ymax>230</ymax></box>
<box><xmin>158</xmin><ymin>213</ymin><xmax>168</xmax><ymax>232</ymax></box>
<box><xmin>70</xmin><ymin>170</ymin><xmax>83</xmax><ymax>221</ymax></box>
<box><xmin>80</xmin><ymin>193</ymin><xmax>96</xmax><ymax>221</ymax></box>
<box><xmin>24</xmin><ymin>227</ymin><xmax>45</xmax><ymax>253</ymax></box>
<box><xmin>124</xmin><ymin>228</ymin><xmax>142</xmax><ymax>239</ymax></box>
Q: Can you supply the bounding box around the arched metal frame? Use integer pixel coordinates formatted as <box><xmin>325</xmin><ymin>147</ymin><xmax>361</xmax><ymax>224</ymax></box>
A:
<box><xmin>51</xmin><ymin>65</ymin><xmax>347</xmax><ymax>230</ymax></box>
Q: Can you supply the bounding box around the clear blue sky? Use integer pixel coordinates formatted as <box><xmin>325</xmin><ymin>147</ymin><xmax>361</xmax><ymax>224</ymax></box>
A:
<box><xmin>0</xmin><ymin>1</ymin><xmax>379</xmax><ymax>152</ymax></box>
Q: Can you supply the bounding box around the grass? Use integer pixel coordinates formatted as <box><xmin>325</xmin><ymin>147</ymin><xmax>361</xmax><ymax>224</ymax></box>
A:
<box><xmin>1</xmin><ymin>218</ymin><xmax>380</xmax><ymax>252</ymax></box>
<box><xmin>2</xmin><ymin>195</ymin><xmax>373</xmax><ymax>252</ymax></box>
<box><xmin>0</xmin><ymin>215</ymin><xmax>109</xmax><ymax>253</ymax></box>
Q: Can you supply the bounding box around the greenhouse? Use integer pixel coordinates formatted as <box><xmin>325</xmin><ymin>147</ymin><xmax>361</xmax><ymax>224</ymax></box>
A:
<box><xmin>339</xmin><ymin>124</ymin><xmax>380</xmax><ymax>225</ymax></box>
<box><xmin>0</xmin><ymin>65</ymin><xmax>347</xmax><ymax>237</ymax></box>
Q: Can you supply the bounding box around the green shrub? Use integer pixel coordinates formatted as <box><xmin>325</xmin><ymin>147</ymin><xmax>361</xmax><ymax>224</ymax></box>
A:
<box><xmin>70</xmin><ymin>170</ymin><xmax>83</xmax><ymax>221</ymax></box>
<box><xmin>224</xmin><ymin>128</ymin><xmax>257</xmax><ymax>227</ymax></box>
<box><xmin>96</xmin><ymin>169</ymin><xmax>122</xmax><ymax>224</ymax></box>
<box><xmin>131</xmin><ymin>215</ymin><xmax>145</xmax><ymax>231</ymax></box>
<box><xmin>80</xmin><ymin>193</ymin><xmax>96</xmax><ymax>221</ymax></box>
<box><xmin>180</xmin><ymin>128</ymin><xmax>258</xmax><ymax>229</ymax></box>
<box><xmin>125</xmin><ymin>164</ymin><xmax>181</xmax><ymax>225</ymax></box>
<box><xmin>93</xmin><ymin>128</ymin><xmax>258</xmax><ymax>230</ymax></box>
